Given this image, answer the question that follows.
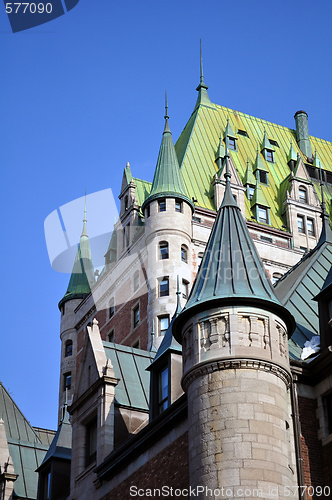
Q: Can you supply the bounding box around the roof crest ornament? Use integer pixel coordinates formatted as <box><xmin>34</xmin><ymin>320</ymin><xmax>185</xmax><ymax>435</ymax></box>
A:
<box><xmin>163</xmin><ymin>90</ymin><xmax>171</xmax><ymax>134</ymax></box>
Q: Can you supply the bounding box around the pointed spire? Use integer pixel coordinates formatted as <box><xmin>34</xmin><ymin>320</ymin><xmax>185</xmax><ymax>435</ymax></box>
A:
<box><xmin>287</xmin><ymin>141</ymin><xmax>297</xmax><ymax>164</ymax></box>
<box><xmin>253</xmin><ymin>146</ymin><xmax>268</xmax><ymax>173</ymax></box>
<box><xmin>251</xmin><ymin>178</ymin><xmax>270</xmax><ymax>209</ymax></box>
<box><xmin>142</xmin><ymin>96</ymin><xmax>194</xmax><ymax>212</ymax></box>
<box><xmin>215</xmin><ymin>133</ymin><xmax>225</xmax><ymax>173</ymax></box>
<box><xmin>262</xmin><ymin>130</ymin><xmax>274</xmax><ymax>151</ymax></box>
<box><xmin>224</xmin><ymin>118</ymin><xmax>236</xmax><ymax>141</ymax></box>
<box><xmin>173</xmin><ymin>157</ymin><xmax>295</xmax><ymax>340</ymax></box>
<box><xmin>58</xmin><ymin>196</ymin><xmax>95</xmax><ymax>309</ymax></box>
<box><xmin>243</xmin><ymin>157</ymin><xmax>256</xmax><ymax>186</ymax></box>
<box><xmin>194</xmin><ymin>39</ymin><xmax>211</xmax><ymax>109</ymax></box>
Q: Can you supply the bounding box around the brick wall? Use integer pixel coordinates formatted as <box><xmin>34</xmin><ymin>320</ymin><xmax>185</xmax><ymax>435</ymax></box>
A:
<box><xmin>100</xmin><ymin>433</ymin><xmax>189</xmax><ymax>500</ymax></box>
<box><xmin>298</xmin><ymin>397</ymin><xmax>323</xmax><ymax>497</ymax></box>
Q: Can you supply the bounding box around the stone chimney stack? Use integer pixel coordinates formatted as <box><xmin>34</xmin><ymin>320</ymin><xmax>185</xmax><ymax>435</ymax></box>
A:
<box><xmin>294</xmin><ymin>110</ymin><xmax>312</xmax><ymax>159</ymax></box>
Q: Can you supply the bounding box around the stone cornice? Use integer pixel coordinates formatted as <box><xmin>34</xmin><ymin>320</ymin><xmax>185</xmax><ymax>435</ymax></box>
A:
<box><xmin>182</xmin><ymin>358</ymin><xmax>292</xmax><ymax>392</ymax></box>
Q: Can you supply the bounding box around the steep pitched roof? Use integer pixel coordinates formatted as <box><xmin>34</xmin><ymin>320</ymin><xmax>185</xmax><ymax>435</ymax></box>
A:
<box><xmin>0</xmin><ymin>382</ymin><xmax>50</xmax><ymax>499</ymax></box>
<box><xmin>142</xmin><ymin>100</ymin><xmax>194</xmax><ymax>212</ymax></box>
<box><xmin>173</xmin><ymin>157</ymin><xmax>295</xmax><ymax>339</ymax></box>
<box><xmin>173</xmin><ymin>97</ymin><xmax>332</xmax><ymax>231</ymax></box>
<box><xmin>58</xmin><ymin>210</ymin><xmax>95</xmax><ymax>308</ymax></box>
<box><xmin>274</xmin><ymin>218</ymin><xmax>332</xmax><ymax>350</ymax></box>
<box><xmin>103</xmin><ymin>343</ymin><xmax>154</xmax><ymax>411</ymax></box>
<box><xmin>37</xmin><ymin>412</ymin><xmax>71</xmax><ymax>470</ymax></box>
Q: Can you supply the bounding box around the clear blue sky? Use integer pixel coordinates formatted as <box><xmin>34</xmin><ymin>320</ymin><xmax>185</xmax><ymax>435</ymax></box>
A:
<box><xmin>1</xmin><ymin>0</ymin><xmax>332</xmax><ymax>431</ymax></box>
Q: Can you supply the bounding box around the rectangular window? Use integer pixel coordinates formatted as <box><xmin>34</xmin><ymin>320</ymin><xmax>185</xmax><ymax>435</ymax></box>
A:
<box><xmin>158</xmin><ymin>367</ymin><xmax>169</xmax><ymax>413</ymax></box>
<box><xmin>132</xmin><ymin>340</ymin><xmax>139</xmax><ymax>349</ymax></box>
<box><xmin>297</xmin><ymin>215</ymin><xmax>305</xmax><ymax>234</ymax></box>
<box><xmin>159</xmin><ymin>242</ymin><xmax>169</xmax><ymax>260</ymax></box>
<box><xmin>266</xmin><ymin>150</ymin><xmax>274</xmax><ymax>162</ymax></box>
<box><xmin>258</xmin><ymin>207</ymin><xmax>268</xmax><ymax>224</ymax></box>
<box><xmin>307</xmin><ymin>218</ymin><xmax>315</xmax><ymax>236</ymax></box>
<box><xmin>109</xmin><ymin>298</ymin><xmax>115</xmax><ymax>319</ymax></box>
<box><xmin>182</xmin><ymin>279</ymin><xmax>189</xmax><ymax>299</ymax></box>
<box><xmin>160</xmin><ymin>277</ymin><xmax>169</xmax><ymax>297</ymax></box>
<box><xmin>108</xmin><ymin>330</ymin><xmax>114</xmax><ymax>342</ymax></box>
<box><xmin>259</xmin><ymin>170</ymin><xmax>268</xmax><ymax>184</ymax></box>
<box><xmin>228</xmin><ymin>137</ymin><xmax>236</xmax><ymax>150</ymax></box>
<box><xmin>86</xmin><ymin>419</ymin><xmax>97</xmax><ymax>466</ymax></box>
<box><xmin>248</xmin><ymin>186</ymin><xmax>255</xmax><ymax>200</ymax></box>
<box><xmin>175</xmin><ymin>199</ymin><xmax>182</xmax><ymax>212</ymax></box>
<box><xmin>158</xmin><ymin>199</ymin><xmax>166</xmax><ymax>212</ymax></box>
<box><xmin>159</xmin><ymin>315</ymin><xmax>169</xmax><ymax>335</ymax></box>
<box><xmin>63</xmin><ymin>372</ymin><xmax>71</xmax><ymax>391</ymax></box>
<box><xmin>133</xmin><ymin>305</ymin><xmax>140</xmax><ymax>328</ymax></box>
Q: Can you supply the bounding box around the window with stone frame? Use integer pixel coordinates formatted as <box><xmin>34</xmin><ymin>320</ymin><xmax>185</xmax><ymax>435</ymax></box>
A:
<box><xmin>307</xmin><ymin>218</ymin><xmax>315</xmax><ymax>237</ymax></box>
<box><xmin>159</xmin><ymin>276</ymin><xmax>169</xmax><ymax>297</ymax></box>
<box><xmin>158</xmin><ymin>199</ymin><xmax>166</xmax><ymax>212</ymax></box>
<box><xmin>181</xmin><ymin>245</ymin><xmax>188</xmax><ymax>263</ymax></box>
<box><xmin>299</xmin><ymin>187</ymin><xmax>307</xmax><ymax>203</ymax></box>
<box><xmin>65</xmin><ymin>340</ymin><xmax>73</xmax><ymax>357</ymax></box>
<box><xmin>159</xmin><ymin>241</ymin><xmax>169</xmax><ymax>260</ymax></box>
<box><xmin>175</xmin><ymin>199</ymin><xmax>183</xmax><ymax>213</ymax></box>
<box><xmin>158</xmin><ymin>315</ymin><xmax>169</xmax><ymax>335</ymax></box>
<box><xmin>297</xmin><ymin>215</ymin><xmax>305</xmax><ymax>234</ymax></box>
<box><xmin>109</xmin><ymin>298</ymin><xmax>115</xmax><ymax>319</ymax></box>
<box><xmin>63</xmin><ymin>372</ymin><xmax>71</xmax><ymax>391</ymax></box>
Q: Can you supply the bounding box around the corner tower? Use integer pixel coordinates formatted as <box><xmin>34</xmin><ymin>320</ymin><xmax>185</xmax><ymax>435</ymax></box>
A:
<box><xmin>57</xmin><ymin>201</ymin><xmax>95</xmax><ymax>423</ymax></box>
<box><xmin>142</xmin><ymin>95</ymin><xmax>194</xmax><ymax>349</ymax></box>
<box><xmin>173</xmin><ymin>154</ymin><xmax>297</xmax><ymax>497</ymax></box>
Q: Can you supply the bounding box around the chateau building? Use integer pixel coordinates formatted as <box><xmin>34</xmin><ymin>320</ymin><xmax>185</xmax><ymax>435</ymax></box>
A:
<box><xmin>1</xmin><ymin>56</ymin><xmax>332</xmax><ymax>499</ymax></box>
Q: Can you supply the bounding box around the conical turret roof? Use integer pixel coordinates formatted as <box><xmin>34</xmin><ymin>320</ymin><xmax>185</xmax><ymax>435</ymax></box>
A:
<box><xmin>142</xmin><ymin>97</ymin><xmax>194</xmax><ymax>212</ymax></box>
<box><xmin>173</xmin><ymin>155</ymin><xmax>295</xmax><ymax>340</ymax></box>
<box><xmin>58</xmin><ymin>203</ymin><xmax>95</xmax><ymax>309</ymax></box>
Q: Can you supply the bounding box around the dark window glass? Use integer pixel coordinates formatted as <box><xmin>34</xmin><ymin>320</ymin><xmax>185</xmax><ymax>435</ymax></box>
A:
<box><xmin>259</xmin><ymin>170</ymin><xmax>268</xmax><ymax>184</ymax></box>
<box><xmin>133</xmin><ymin>305</ymin><xmax>140</xmax><ymax>328</ymax></box>
<box><xmin>182</xmin><ymin>280</ymin><xmax>189</xmax><ymax>299</ymax></box>
<box><xmin>146</xmin><ymin>205</ymin><xmax>150</xmax><ymax>218</ymax></box>
<box><xmin>108</xmin><ymin>330</ymin><xmax>114</xmax><ymax>342</ymax></box>
<box><xmin>159</xmin><ymin>199</ymin><xmax>166</xmax><ymax>212</ymax></box>
<box><xmin>307</xmin><ymin>218</ymin><xmax>315</xmax><ymax>236</ymax></box>
<box><xmin>228</xmin><ymin>137</ymin><xmax>236</xmax><ymax>150</ymax></box>
<box><xmin>86</xmin><ymin>419</ymin><xmax>97</xmax><ymax>466</ymax></box>
<box><xmin>297</xmin><ymin>215</ymin><xmax>305</xmax><ymax>234</ymax></box>
<box><xmin>175</xmin><ymin>199</ymin><xmax>182</xmax><ymax>212</ymax></box>
<box><xmin>158</xmin><ymin>367</ymin><xmax>169</xmax><ymax>413</ymax></box>
<box><xmin>64</xmin><ymin>373</ymin><xmax>71</xmax><ymax>391</ymax></box>
<box><xmin>109</xmin><ymin>299</ymin><xmax>115</xmax><ymax>318</ymax></box>
<box><xmin>159</xmin><ymin>242</ymin><xmax>169</xmax><ymax>260</ymax></box>
<box><xmin>65</xmin><ymin>341</ymin><xmax>72</xmax><ymax>357</ymax></box>
<box><xmin>181</xmin><ymin>245</ymin><xmax>188</xmax><ymax>263</ymax></box>
<box><xmin>160</xmin><ymin>277</ymin><xmax>169</xmax><ymax>297</ymax></box>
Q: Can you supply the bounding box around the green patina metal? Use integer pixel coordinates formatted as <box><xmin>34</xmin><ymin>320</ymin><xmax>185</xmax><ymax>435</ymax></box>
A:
<box><xmin>287</xmin><ymin>141</ymin><xmax>297</xmax><ymax>163</ymax></box>
<box><xmin>251</xmin><ymin>180</ymin><xmax>270</xmax><ymax>208</ymax></box>
<box><xmin>261</xmin><ymin>130</ymin><xmax>274</xmax><ymax>152</ymax></box>
<box><xmin>253</xmin><ymin>146</ymin><xmax>269</xmax><ymax>173</ymax></box>
<box><xmin>243</xmin><ymin>158</ymin><xmax>256</xmax><ymax>186</ymax></box>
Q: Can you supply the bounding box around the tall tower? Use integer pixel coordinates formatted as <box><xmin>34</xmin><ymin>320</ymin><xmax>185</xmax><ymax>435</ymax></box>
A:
<box><xmin>141</xmin><ymin>95</ymin><xmax>194</xmax><ymax>349</ymax></box>
<box><xmin>57</xmin><ymin>202</ymin><xmax>95</xmax><ymax>423</ymax></box>
<box><xmin>173</xmin><ymin>154</ymin><xmax>297</xmax><ymax>498</ymax></box>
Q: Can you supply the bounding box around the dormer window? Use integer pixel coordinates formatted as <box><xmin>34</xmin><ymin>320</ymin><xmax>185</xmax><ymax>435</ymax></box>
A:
<box><xmin>248</xmin><ymin>186</ymin><xmax>255</xmax><ymax>200</ymax></box>
<box><xmin>258</xmin><ymin>207</ymin><xmax>269</xmax><ymax>224</ymax></box>
<box><xmin>258</xmin><ymin>171</ymin><xmax>268</xmax><ymax>184</ymax></box>
<box><xmin>159</xmin><ymin>199</ymin><xmax>166</xmax><ymax>212</ymax></box>
<box><xmin>265</xmin><ymin>150</ymin><xmax>274</xmax><ymax>162</ymax></box>
<box><xmin>228</xmin><ymin>137</ymin><xmax>236</xmax><ymax>150</ymax></box>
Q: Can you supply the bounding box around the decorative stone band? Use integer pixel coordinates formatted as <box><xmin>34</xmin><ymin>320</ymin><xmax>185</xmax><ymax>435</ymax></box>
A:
<box><xmin>181</xmin><ymin>357</ymin><xmax>292</xmax><ymax>392</ymax></box>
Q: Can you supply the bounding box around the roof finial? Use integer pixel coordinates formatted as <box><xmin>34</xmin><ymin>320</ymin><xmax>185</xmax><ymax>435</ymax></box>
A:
<box><xmin>163</xmin><ymin>90</ymin><xmax>171</xmax><ymax>134</ymax></box>
<box><xmin>81</xmin><ymin>191</ymin><xmax>88</xmax><ymax>237</ymax></box>
<box><xmin>175</xmin><ymin>275</ymin><xmax>182</xmax><ymax>316</ymax></box>
<box><xmin>224</xmin><ymin>146</ymin><xmax>231</xmax><ymax>184</ymax></box>
<box><xmin>318</xmin><ymin>154</ymin><xmax>327</xmax><ymax>217</ymax></box>
<box><xmin>200</xmin><ymin>38</ymin><xmax>204</xmax><ymax>86</ymax></box>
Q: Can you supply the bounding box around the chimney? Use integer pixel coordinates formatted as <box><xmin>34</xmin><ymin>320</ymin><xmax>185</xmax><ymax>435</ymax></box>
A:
<box><xmin>294</xmin><ymin>110</ymin><xmax>312</xmax><ymax>159</ymax></box>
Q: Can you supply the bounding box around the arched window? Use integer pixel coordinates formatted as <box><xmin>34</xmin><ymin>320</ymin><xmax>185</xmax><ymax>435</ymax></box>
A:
<box><xmin>299</xmin><ymin>187</ymin><xmax>307</xmax><ymax>203</ymax></box>
<box><xmin>65</xmin><ymin>340</ymin><xmax>73</xmax><ymax>357</ymax></box>
<box><xmin>159</xmin><ymin>241</ymin><xmax>169</xmax><ymax>260</ymax></box>
<box><xmin>181</xmin><ymin>245</ymin><xmax>188</xmax><ymax>263</ymax></box>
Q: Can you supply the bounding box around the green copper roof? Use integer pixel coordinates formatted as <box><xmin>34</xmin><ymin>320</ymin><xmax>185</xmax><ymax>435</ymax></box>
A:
<box><xmin>287</xmin><ymin>142</ymin><xmax>297</xmax><ymax>163</ymax></box>
<box><xmin>0</xmin><ymin>381</ymin><xmax>50</xmax><ymax>499</ymax></box>
<box><xmin>142</xmin><ymin>103</ymin><xmax>194</xmax><ymax>212</ymax></box>
<box><xmin>251</xmin><ymin>180</ymin><xmax>270</xmax><ymax>208</ymax></box>
<box><xmin>274</xmin><ymin>220</ymin><xmax>332</xmax><ymax>339</ymax></box>
<box><xmin>243</xmin><ymin>159</ymin><xmax>256</xmax><ymax>186</ymax></box>
<box><xmin>173</xmin><ymin>159</ymin><xmax>295</xmax><ymax>339</ymax></box>
<box><xmin>59</xmin><ymin>213</ymin><xmax>95</xmax><ymax>308</ymax></box>
<box><xmin>37</xmin><ymin>410</ymin><xmax>71</xmax><ymax>470</ymax></box>
<box><xmin>313</xmin><ymin>150</ymin><xmax>322</xmax><ymax>168</ymax></box>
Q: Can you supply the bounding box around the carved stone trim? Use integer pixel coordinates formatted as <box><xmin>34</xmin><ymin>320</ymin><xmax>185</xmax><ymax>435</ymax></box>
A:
<box><xmin>182</xmin><ymin>358</ymin><xmax>292</xmax><ymax>391</ymax></box>
<box><xmin>75</xmin><ymin>305</ymin><xmax>97</xmax><ymax>330</ymax></box>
